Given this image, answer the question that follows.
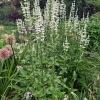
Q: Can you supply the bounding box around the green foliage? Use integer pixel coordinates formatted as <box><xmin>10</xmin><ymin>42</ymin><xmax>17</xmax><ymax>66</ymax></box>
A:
<box><xmin>0</xmin><ymin>2</ymin><xmax>20</xmax><ymax>26</ymax></box>
<box><xmin>86</xmin><ymin>0</ymin><xmax>100</xmax><ymax>7</ymax></box>
<box><xmin>0</xmin><ymin>5</ymin><xmax>11</xmax><ymax>20</ymax></box>
<box><xmin>0</xmin><ymin>26</ymin><xmax>16</xmax><ymax>39</ymax></box>
<box><xmin>7</xmin><ymin>23</ymin><xmax>97</xmax><ymax>99</ymax></box>
<box><xmin>87</xmin><ymin>13</ymin><xmax>100</xmax><ymax>52</ymax></box>
<box><xmin>0</xmin><ymin>0</ymin><xmax>100</xmax><ymax>99</ymax></box>
<box><xmin>0</xmin><ymin>46</ymin><xmax>17</xmax><ymax>99</ymax></box>
<box><xmin>0</xmin><ymin>20</ymin><xmax>16</xmax><ymax>26</ymax></box>
<box><xmin>0</xmin><ymin>5</ymin><xmax>16</xmax><ymax>26</ymax></box>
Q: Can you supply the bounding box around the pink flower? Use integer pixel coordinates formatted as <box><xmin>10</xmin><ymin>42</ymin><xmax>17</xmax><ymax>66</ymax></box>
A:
<box><xmin>6</xmin><ymin>34</ymin><xmax>15</xmax><ymax>44</ymax></box>
<box><xmin>2</xmin><ymin>34</ymin><xmax>8</xmax><ymax>38</ymax></box>
<box><xmin>0</xmin><ymin>48</ymin><xmax>10</xmax><ymax>60</ymax></box>
<box><xmin>5</xmin><ymin>45</ymin><xmax>13</xmax><ymax>55</ymax></box>
<box><xmin>0</xmin><ymin>25</ymin><xmax>4</xmax><ymax>30</ymax></box>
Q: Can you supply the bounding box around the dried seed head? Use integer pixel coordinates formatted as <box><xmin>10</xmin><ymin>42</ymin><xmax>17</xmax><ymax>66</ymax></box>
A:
<box><xmin>6</xmin><ymin>34</ymin><xmax>15</xmax><ymax>44</ymax></box>
<box><xmin>0</xmin><ymin>48</ymin><xmax>10</xmax><ymax>60</ymax></box>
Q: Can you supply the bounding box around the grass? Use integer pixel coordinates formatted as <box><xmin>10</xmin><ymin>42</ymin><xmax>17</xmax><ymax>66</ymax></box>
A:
<box><xmin>0</xmin><ymin>25</ymin><xmax>17</xmax><ymax>38</ymax></box>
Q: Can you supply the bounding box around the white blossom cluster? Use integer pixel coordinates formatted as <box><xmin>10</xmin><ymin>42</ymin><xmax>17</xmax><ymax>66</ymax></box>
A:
<box><xmin>14</xmin><ymin>43</ymin><xmax>26</xmax><ymax>54</ymax></box>
<box><xmin>63</xmin><ymin>36</ymin><xmax>69</xmax><ymax>52</ymax></box>
<box><xmin>16</xmin><ymin>0</ymin><xmax>89</xmax><ymax>51</ymax></box>
<box><xmin>79</xmin><ymin>23</ymin><xmax>89</xmax><ymax>48</ymax></box>
<box><xmin>20</xmin><ymin>0</ymin><xmax>32</xmax><ymax>27</ymax></box>
<box><xmin>43</xmin><ymin>0</ymin><xmax>51</xmax><ymax>26</ymax></box>
<box><xmin>17</xmin><ymin>0</ymin><xmax>67</xmax><ymax>41</ymax></box>
<box><xmin>49</xmin><ymin>0</ymin><xmax>60</xmax><ymax>33</ymax></box>
<box><xmin>16</xmin><ymin>19</ymin><xmax>28</xmax><ymax>37</ymax></box>
<box><xmin>67</xmin><ymin>0</ymin><xmax>89</xmax><ymax>49</ymax></box>
<box><xmin>44</xmin><ymin>0</ymin><xmax>66</xmax><ymax>33</ymax></box>
<box><xmin>16</xmin><ymin>19</ymin><xmax>23</xmax><ymax>32</ymax></box>
<box><xmin>73</xmin><ymin>10</ymin><xmax>79</xmax><ymax>31</ymax></box>
<box><xmin>79</xmin><ymin>12</ymin><xmax>89</xmax><ymax>49</ymax></box>
<box><xmin>16</xmin><ymin>0</ymin><xmax>32</xmax><ymax>38</ymax></box>
<box><xmin>68</xmin><ymin>0</ymin><xmax>75</xmax><ymax>27</ymax></box>
<box><xmin>33</xmin><ymin>0</ymin><xmax>45</xmax><ymax>41</ymax></box>
<box><xmin>59</xmin><ymin>0</ymin><xmax>66</xmax><ymax>21</ymax></box>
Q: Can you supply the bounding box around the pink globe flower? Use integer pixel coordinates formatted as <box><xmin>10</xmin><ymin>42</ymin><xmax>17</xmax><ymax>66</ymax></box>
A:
<box><xmin>5</xmin><ymin>45</ymin><xmax>13</xmax><ymax>55</ymax></box>
<box><xmin>2</xmin><ymin>34</ymin><xmax>8</xmax><ymax>38</ymax></box>
<box><xmin>6</xmin><ymin>34</ymin><xmax>15</xmax><ymax>44</ymax></box>
<box><xmin>0</xmin><ymin>48</ymin><xmax>10</xmax><ymax>60</ymax></box>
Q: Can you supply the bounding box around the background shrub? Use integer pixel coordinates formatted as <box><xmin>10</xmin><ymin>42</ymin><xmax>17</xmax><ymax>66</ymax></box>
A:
<box><xmin>0</xmin><ymin>20</ymin><xmax>16</xmax><ymax>26</ymax></box>
<box><xmin>8</xmin><ymin>9</ymin><xmax>22</xmax><ymax>22</ymax></box>
<box><xmin>0</xmin><ymin>5</ymin><xmax>11</xmax><ymax>20</ymax></box>
<box><xmin>87</xmin><ymin>12</ymin><xmax>100</xmax><ymax>52</ymax></box>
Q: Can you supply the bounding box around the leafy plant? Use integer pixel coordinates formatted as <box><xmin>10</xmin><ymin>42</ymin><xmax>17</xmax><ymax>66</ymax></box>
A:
<box><xmin>0</xmin><ymin>5</ymin><xmax>11</xmax><ymax>20</ymax></box>
<box><xmin>87</xmin><ymin>14</ymin><xmax>100</xmax><ymax>52</ymax></box>
<box><xmin>0</xmin><ymin>36</ymin><xmax>17</xmax><ymax>99</ymax></box>
<box><xmin>8</xmin><ymin>9</ymin><xmax>22</xmax><ymax>22</ymax></box>
<box><xmin>0</xmin><ymin>0</ymin><xmax>100</xmax><ymax>100</ymax></box>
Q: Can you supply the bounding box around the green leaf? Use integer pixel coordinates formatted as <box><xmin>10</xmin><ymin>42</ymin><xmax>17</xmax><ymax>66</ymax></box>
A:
<box><xmin>11</xmin><ymin>85</ymin><xmax>25</xmax><ymax>91</ymax></box>
<box><xmin>12</xmin><ymin>94</ymin><xmax>19</xmax><ymax>100</ymax></box>
<box><xmin>18</xmin><ymin>42</ymin><xmax>29</xmax><ymax>64</ymax></box>
<box><xmin>78</xmin><ymin>79</ymin><xmax>87</xmax><ymax>88</ymax></box>
<box><xmin>19</xmin><ymin>69</ymin><xmax>28</xmax><ymax>78</ymax></box>
<box><xmin>0</xmin><ymin>77</ymin><xmax>3</xmax><ymax>80</ymax></box>
<box><xmin>73</xmin><ymin>71</ymin><xmax>77</xmax><ymax>81</ymax></box>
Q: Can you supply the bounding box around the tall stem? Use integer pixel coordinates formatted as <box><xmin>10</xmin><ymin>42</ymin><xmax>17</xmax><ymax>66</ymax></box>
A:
<box><xmin>39</xmin><ymin>40</ymin><xmax>46</xmax><ymax>99</ymax></box>
<box><xmin>11</xmin><ymin>44</ymin><xmax>17</xmax><ymax>66</ymax></box>
<box><xmin>51</xmin><ymin>31</ymin><xmax>56</xmax><ymax>100</ymax></box>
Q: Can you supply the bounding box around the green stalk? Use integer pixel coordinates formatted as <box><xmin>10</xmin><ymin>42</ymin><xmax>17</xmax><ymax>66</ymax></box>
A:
<box><xmin>1</xmin><ymin>72</ymin><xmax>18</xmax><ymax>99</ymax></box>
<box><xmin>51</xmin><ymin>31</ymin><xmax>56</xmax><ymax>100</ymax></box>
<box><xmin>30</xmin><ymin>41</ymin><xmax>38</xmax><ymax>100</ymax></box>
<box><xmin>11</xmin><ymin>44</ymin><xmax>17</xmax><ymax>66</ymax></box>
<box><xmin>39</xmin><ymin>39</ymin><xmax>46</xmax><ymax>100</ymax></box>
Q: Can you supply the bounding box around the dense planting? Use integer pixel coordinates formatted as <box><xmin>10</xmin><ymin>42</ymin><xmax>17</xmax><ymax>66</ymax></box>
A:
<box><xmin>0</xmin><ymin>0</ymin><xmax>100</xmax><ymax>100</ymax></box>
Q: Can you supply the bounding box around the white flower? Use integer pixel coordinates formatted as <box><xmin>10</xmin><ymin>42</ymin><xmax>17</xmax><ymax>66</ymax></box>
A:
<box><xmin>83</xmin><ymin>97</ymin><xmax>88</xmax><ymax>100</ymax></box>
<box><xmin>79</xmin><ymin>28</ymin><xmax>89</xmax><ymax>49</ymax></box>
<box><xmin>24</xmin><ymin>92</ymin><xmax>33</xmax><ymax>99</ymax></box>
<box><xmin>16</xmin><ymin>66</ymin><xmax>23</xmax><ymax>70</ymax></box>
<box><xmin>64</xmin><ymin>95</ymin><xmax>68</xmax><ymax>100</ymax></box>
<box><xmin>20</xmin><ymin>0</ymin><xmax>32</xmax><ymax>27</ymax></box>
<box><xmin>63</xmin><ymin>37</ymin><xmax>69</xmax><ymax>51</ymax></box>
<box><xmin>16</xmin><ymin>19</ymin><xmax>23</xmax><ymax>32</ymax></box>
<box><xmin>68</xmin><ymin>0</ymin><xmax>75</xmax><ymax>27</ymax></box>
<box><xmin>32</xmin><ymin>0</ymin><xmax>45</xmax><ymax>41</ymax></box>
